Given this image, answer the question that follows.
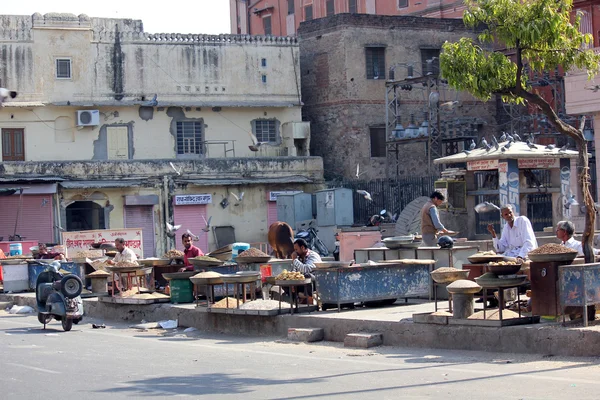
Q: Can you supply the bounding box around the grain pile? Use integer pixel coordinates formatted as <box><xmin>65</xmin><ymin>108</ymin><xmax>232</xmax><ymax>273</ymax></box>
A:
<box><xmin>433</xmin><ymin>267</ymin><xmax>460</xmax><ymax>273</ymax></box>
<box><xmin>90</xmin><ymin>260</ymin><xmax>110</xmax><ymax>270</ymax></box>
<box><xmin>211</xmin><ymin>297</ymin><xmax>245</xmax><ymax>308</ymax></box>
<box><xmin>238</xmin><ymin>248</ymin><xmax>270</xmax><ymax>258</ymax></box>
<box><xmin>114</xmin><ymin>261</ymin><xmax>139</xmax><ymax>268</ymax></box>
<box><xmin>239</xmin><ymin>299</ymin><xmax>291</xmax><ymax>310</ymax></box>
<box><xmin>193</xmin><ymin>255</ymin><xmax>222</xmax><ymax>263</ymax></box>
<box><xmin>164</xmin><ymin>249</ymin><xmax>184</xmax><ymax>258</ymax></box>
<box><xmin>72</xmin><ymin>250</ymin><xmax>102</xmax><ymax>258</ymax></box>
<box><xmin>275</xmin><ymin>270</ymin><xmax>305</xmax><ymax>280</ymax></box>
<box><xmin>529</xmin><ymin>243</ymin><xmax>577</xmax><ymax>255</ymax></box>
<box><xmin>192</xmin><ymin>271</ymin><xmax>222</xmax><ymax>279</ymax></box>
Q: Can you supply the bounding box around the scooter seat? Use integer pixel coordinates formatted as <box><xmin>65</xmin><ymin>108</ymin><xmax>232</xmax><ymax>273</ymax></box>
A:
<box><xmin>37</xmin><ymin>283</ymin><xmax>54</xmax><ymax>303</ymax></box>
<box><xmin>296</xmin><ymin>231</ymin><xmax>310</xmax><ymax>239</ymax></box>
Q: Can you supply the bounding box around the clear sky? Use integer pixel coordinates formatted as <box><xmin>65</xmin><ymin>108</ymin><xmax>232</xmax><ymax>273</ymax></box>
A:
<box><xmin>2</xmin><ymin>1</ymin><xmax>231</xmax><ymax>35</ymax></box>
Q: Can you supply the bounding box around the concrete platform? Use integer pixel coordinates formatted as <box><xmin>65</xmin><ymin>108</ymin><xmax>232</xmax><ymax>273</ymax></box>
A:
<box><xmin>3</xmin><ymin>292</ymin><xmax>600</xmax><ymax>357</ymax></box>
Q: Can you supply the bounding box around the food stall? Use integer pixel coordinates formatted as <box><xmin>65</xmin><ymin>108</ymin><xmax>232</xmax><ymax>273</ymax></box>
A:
<box><xmin>433</xmin><ymin>140</ymin><xmax>580</xmax><ymax>239</ymax></box>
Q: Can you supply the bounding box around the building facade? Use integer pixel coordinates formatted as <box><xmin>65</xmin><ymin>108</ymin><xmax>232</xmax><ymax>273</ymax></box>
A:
<box><xmin>0</xmin><ymin>13</ymin><xmax>322</xmax><ymax>256</ymax></box>
<box><xmin>230</xmin><ymin>0</ymin><xmax>465</xmax><ymax>36</ymax></box>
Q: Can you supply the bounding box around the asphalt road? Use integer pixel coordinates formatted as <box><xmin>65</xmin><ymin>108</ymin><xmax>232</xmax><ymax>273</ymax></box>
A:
<box><xmin>1</xmin><ymin>311</ymin><xmax>600</xmax><ymax>399</ymax></box>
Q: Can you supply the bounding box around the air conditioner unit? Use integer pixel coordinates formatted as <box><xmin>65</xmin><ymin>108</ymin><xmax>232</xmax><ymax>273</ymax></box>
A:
<box><xmin>76</xmin><ymin>110</ymin><xmax>100</xmax><ymax>126</ymax></box>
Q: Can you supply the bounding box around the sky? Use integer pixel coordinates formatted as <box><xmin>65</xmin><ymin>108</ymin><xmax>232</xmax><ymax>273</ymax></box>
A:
<box><xmin>2</xmin><ymin>1</ymin><xmax>232</xmax><ymax>35</ymax></box>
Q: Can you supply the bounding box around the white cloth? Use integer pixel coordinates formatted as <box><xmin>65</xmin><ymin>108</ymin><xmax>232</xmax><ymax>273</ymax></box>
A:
<box><xmin>562</xmin><ymin>237</ymin><xmax>600</xmax><ymax>256</ymax></box>
<box><xmin>113</xmin><ymin>247</ymin><xmax>138</xmax><ymax>264</ymax></box>
<box><xmin>493</xmin><ymin>216</ymin><xmax>538</xmax><ymax>259</ymax></box>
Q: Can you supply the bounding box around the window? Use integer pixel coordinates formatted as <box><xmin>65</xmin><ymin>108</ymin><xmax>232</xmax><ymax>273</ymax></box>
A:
<box><xmin>398</xmin><ymin>0</ymin><xmax>409</xmax><ymax>8</ymax></box>
<box><xmin>288</xmin><ymin>0</ymin><xmax>295</xmax><ymax>15</ymax></box>
<box><xmin>370</xmin><ymin>127</ymin><xmax>386</xmax><ymax>158</ymax></box>
<box><xmin>365</xmin><ymin>47</ymin><xmax>386</xmax><ymax>79</ymax></box>
<box><xmin>349</xmin><ymin>0</ymin><xmax>358</xmax><ymax>13</ymax></box>
<box><xmin>1</xmin><ymin>128</ymin><xmax>25</xmax><ymax>161</ymax></box>
<box><xmin>56</xmin><ymin>58</ymin><xmax>72</xmax><ymax>79</ymax></box>
<box><xmin>326</xmin><ymin>0</ymin><xmax>335</xmax><ymax>16</ymax></box>
<box><xmin>252</xmin><ymin>119</ymin><xmax>279</xmax><ymax>143</ymax></box>
<box><xmin>261</xmin><ymin>58</ymin><xmax>267</xmax><ymax>67</ymax></box>
<box><xmin>262</xmin><ymin>74</ymin><xmax>267</xmax><ymax>83</ymax></box>
<box><xmin>305</xmin><ymin>5</ymin><xmax>313</xmax><ymax>21</ymax></box>
<box><xmin>263</xmin><ymin>16</ymin><xmax>272</xmax><ymax>35</ymax></box>
<box><xmin>421</xmin><ymin>48</ymin><xmax>440</xmax><ymax>76</ymax></box>
<box><xmin>176</xmin><ymin>121</ymin><xmax>203</xmax><ymax>155</ymax></box>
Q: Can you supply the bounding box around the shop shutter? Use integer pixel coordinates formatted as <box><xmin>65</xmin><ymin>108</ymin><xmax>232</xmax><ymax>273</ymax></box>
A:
<box><xmin>0</xmin><ymin>195</ymin><xmax>54</xmax><ymax>243</ymax></box>
<box><xmin>173</xmin><ymin>204</ymin><xmax>209</xmax><ymax>253</ymax></box>
<box><xmin>124</xmin><ymin>206</ymin><xmax>155</xmax><ymax>258</ymax></box>
<box><xmin>267</xmin><ymin>201</ymin><xmax>278</xmax><ymax>229</ymax></box>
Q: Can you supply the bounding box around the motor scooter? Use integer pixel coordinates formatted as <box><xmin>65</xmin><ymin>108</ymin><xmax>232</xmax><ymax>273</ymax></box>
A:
<box><xmin>295</xmin><ymin>226</ymin><xmax>329</xmax><ymax>257</ymax></box>
<box><xmin>35</xmin><ymin>261</ymin><xmax>84</xmax><ymax>331</ymax></box>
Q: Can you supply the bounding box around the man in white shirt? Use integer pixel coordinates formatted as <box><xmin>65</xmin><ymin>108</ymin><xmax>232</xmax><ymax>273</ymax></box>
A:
<box><xmin>556</xmin><ymin>220</ymin><xmax>599</xmax><ymax>257</ymax></box>
<box><xmin>107</xmin><ymin>237</ymin><xmax>139</xmax><ymax>293</ymax></box>
<box><xmin>487</xmin><ymin>204</ymin><xmax>538</xmax><ymax>260</ymax></box>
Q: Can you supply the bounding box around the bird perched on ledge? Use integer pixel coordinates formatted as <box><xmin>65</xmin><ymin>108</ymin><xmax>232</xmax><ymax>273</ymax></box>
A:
<box><xmin>0</xmin><ymin>88</ymin><xmax>17</xmax><ymax>107</ymax></box>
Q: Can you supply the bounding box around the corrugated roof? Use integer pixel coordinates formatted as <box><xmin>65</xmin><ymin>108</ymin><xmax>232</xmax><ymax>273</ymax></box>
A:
<box><xmin>434</xmin><ymin>140</ymin><xmax>580</xmax><ymax>164</ymax></box>
<box><xmin>59</xmin><ymin>180</ymin><xmax>145</xmax><ymax>189</ymax></box>
<box><xmin>0</xmin><ymin>176</ymin><xmax>64</xmax><ymax>182</ymax></box>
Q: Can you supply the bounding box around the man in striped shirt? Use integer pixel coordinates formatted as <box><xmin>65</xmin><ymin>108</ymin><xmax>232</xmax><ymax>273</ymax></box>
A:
<box><xmin>292</xmin><ymin>238</ymin><xmax>322</xmax><ymax>274</ymax></box>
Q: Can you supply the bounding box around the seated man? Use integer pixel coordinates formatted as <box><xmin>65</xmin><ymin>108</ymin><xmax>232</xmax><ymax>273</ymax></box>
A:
<box><xmin>288</xmin><ymin>238</ymin><xmax>322</xmax><ymax>302</ymax></box>
<box><xmin>556</xmin><ymin>220</ymin><xmax>599</xmax><ymax>257</ymax></box>
<box><xmin>106</xmin><ymin>237</ymin><xmax>139</xmax><ymax>292</ymax></box>
<box><xmin>487</xmin><ymin>204</ymin><xmax>538</xmax><ymax>260</ymax></box>
<box><xmin>35</xmin><ymin>243</ymin><xmax>66</xmax><ymax>261</ymax></box>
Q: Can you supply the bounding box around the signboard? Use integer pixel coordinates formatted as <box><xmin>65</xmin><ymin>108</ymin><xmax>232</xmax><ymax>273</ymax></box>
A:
<box><xmin>517</xmin><ymin>158</ymin><xmax>560</xmax><ymax>169</ymax></box>
<box><xmin>498</xmin><ymin>160</ymin><xmax>519</xmax><ymax>219</ymax></box>
<box><xmin>560</xmin><ymin>162</ymin><xmax>572</xmax><ymax>219</ymax></box>
<box><xmin>467</xmin><ymin>159</ymin><xmax>499</xmax><ymax>171</ymax></box>
<box><xmin>325</xmin><ymin>191</ymin><xmax>335</xmax><ymax>208</ymax></box>
<box><xmin>174</xmin><ymin>194</ymin><xmax>212</xmax><ymax>205</ymax></box>
<box><xmin>62</xmin><ymin>229</ymin><xmax>144</xmax><ymax>258</ymax></box>
<box><xmin>269</xmin><ymin>191</ymin><xmax>302</xmax><ymax>202</ymax></box>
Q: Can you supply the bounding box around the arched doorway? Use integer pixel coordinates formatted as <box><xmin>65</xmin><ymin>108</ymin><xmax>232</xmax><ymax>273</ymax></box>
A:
<box><xmin>66</xmin><ymin>201</ymin><xmax>106</xmax><ymax>231</ymax></box>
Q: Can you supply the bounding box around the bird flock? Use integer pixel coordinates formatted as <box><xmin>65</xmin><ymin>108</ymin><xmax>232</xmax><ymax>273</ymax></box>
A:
<box><xmin>461</xmin><ymin>132</ymin><xmax>570</xmax><ymax>156</ymax></box>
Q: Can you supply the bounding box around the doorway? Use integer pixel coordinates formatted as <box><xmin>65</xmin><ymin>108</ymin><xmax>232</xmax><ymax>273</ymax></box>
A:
<box><xmin>66</xmin><ymin>201</ymin><xmax>106</xmax><ymax>231</ymax></box>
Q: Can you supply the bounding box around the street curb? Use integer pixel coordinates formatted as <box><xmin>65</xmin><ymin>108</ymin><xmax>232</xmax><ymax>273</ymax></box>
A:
<box><xmin>2</xmin><ymin>293</ymin><xmax>600</xmax><ymax>357</ymax></box>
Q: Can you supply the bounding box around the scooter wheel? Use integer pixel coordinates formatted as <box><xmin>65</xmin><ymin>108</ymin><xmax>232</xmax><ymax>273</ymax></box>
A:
<box><xmin>62</xmin><ymin>318</ymin><xmax>73</xmax><ymax>332</ymax></box>
<box><xmin>37</xmin><ymin>313</ymin><xmax>52</xmax><ymax>324</ymax></box>
<box><xmin>60</xmin><ymin>275</ymin><xmax>83</xmax><ymax>299</ymax></box>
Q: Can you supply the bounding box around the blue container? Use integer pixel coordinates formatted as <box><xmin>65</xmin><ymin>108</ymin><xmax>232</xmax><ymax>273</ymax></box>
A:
<box><xmin>231</xmin><ymin>242</ymin><xmax>250</xmax><ymax>261</ymax></box>
<box><xmin>9</xmin><ymin>243</ymin><xmax>22</xmax><ymax>256</ymax></box>
<box><xmin>28</xmin><ymin>262</ymin><xmax>84</xmax><ymax>290</ymax></box>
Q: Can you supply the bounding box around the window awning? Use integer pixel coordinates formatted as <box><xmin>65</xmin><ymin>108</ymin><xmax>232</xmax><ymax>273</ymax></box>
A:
<box><xmin>0</xmin><ymin>183</ymin><xmax>57</xmax><ymax>194</ymax></box>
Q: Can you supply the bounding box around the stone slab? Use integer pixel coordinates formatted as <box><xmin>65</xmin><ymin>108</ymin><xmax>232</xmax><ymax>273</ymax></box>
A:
<box><xmin>344</xmin><ymin>332</ymin><xmax>383</xmax><ymax>348</ymax></box>
<box><xmin>287</xmin><ymin>327</ymin><xmax>325</xmax><ymax>342</ymax></box>
<box><xmin>413</xmin><ymin>312</ymin><xmax>449</xmax><ymax>325</ymax></box>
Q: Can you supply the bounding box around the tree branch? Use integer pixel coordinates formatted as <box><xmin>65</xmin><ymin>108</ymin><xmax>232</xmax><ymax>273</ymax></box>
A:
<box><xmin>516</xmin><ymin>40</ymin><xmax>523</xmax><ymax>92</ymax></box>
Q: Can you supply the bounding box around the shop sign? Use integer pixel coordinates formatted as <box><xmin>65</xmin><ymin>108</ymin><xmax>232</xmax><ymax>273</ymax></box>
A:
<box><xmin>467</xmin><ymin>159</ymin><xmax>499</xmax><ymax>171</ymax></box>
<box><xmin>62</xmin><ymin>228</ymin><xmax>144</xmax><ymax>258</ymax></box>
<box><xmin>174</xmin><ymin>194</ymin><xmax>212</xmax><ymax>205</ymax></box>
<box><xmin>517</xmin><ymin>158</ymin><xmax>559</xmax><ymax>169</ymax></box>
<box><xmin>269</xmin><ymin>191</ymin><xmax>302</xmax><ymax>202</ymax></box>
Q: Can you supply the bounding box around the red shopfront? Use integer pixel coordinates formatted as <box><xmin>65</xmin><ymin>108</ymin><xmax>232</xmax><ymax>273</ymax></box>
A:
<box><xmin>173</xmin><ymin>194</ymin><xmax>209</xmax><ymax>253</ymax></box>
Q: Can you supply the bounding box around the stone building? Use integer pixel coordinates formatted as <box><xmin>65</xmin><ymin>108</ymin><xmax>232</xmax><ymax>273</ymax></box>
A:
<box><xmin>297</xmin><ymin>14</ymin><xmax>497</xmax><ymax>180</ymax></box>
<box><xmin>0</xmin><ymin>13</ymin><xmax>322</xmax><ymax>256</ymax></box>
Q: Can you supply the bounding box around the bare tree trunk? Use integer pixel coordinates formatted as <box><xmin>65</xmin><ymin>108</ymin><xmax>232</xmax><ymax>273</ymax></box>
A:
<box><xmin>578</xmin><ymin>140</ymin><xmax>596</xmax><ymax>263</ymax></box>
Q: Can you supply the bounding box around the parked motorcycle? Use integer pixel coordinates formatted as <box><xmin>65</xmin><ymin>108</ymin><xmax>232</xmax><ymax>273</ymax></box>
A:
<box><xmin>35</xmin><ymin>261</ymin><xmax>84</xmax><ymax>331</ymax></box>
<box><xmin>295</xmin><ymin>226</ymin><xmax>329</xmax><ymax>257</ymax></box>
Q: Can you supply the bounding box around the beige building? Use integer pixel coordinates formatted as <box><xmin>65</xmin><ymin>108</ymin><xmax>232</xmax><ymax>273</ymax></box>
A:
<box><xmin>0</xmin><ymin>13</ymin><xmax>321</xmax><ymax>256</ymax></box>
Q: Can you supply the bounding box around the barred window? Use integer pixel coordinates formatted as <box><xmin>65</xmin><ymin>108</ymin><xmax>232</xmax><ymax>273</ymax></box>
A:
<box><xmin>349</xmin><ymin>0</ymin><xmax>358</xmax><ymax>13</ymax></box>
<box><xmin>326</xmin><ymin>0</ymin><xmax>335</xmax><ymax>16</ymax></box>
<box><xmin>252</xmin><ymin>119</ymin><xmax>279</xmax><ymax>143</ymax></box>
<box><xmin>398</xmin><ymin>0</ymin><xmax>409</xmax><ymax>8</ymax></box>
<box><xmin>263</xmin><ymin>16</ymin><xmax>272</xmax><ymax>35</ymax></box>
<box><xmin>176</xmin><ymin>121</ymin><xmax>203</xmax><ymax>155</ymax></box>
<box><xmin>56</xmin><ymin>58</ymin><xmax>72</xmax><ymax>79</ymax></box>
<box><xmin>366</xmin><ymin>47</ymin><xmax>385</xmax><ymax>79</ymax></box>
<box><xmin>421</xmin><ymin>48</ymin><xmax>440</xmax><ymax>76</ymax></box>
<box><xmin>370</xmin><ymin>127</ymin><xmax>386</xmax><ymax>158</ymax></box>
<box><xmin>305</xmin><ymin>5</ymin><xmax>313</xmax><ymax>21</ymax></box>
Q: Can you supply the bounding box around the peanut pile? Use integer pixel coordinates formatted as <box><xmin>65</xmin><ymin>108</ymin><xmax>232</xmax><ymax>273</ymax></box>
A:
<box><xmin>163</xmin><ymin>249</ymin><xmax>184</xmax><ymax>258</ymax></box>
<box><xmin>275</xmin><ymin>270</ymin><xmax>305</xmax><ymax>281</ymax></box>
<box><xmin>529</xmin><ymin>243</ymin><xmax>577</xmax><ymax>255</ymax></box>
<box><xmin>432</xmin><ymin>267</ymin><xmax>460</xmax><ymax>273</ymax></box>
<box><xmin>193</xmin><ymin>255</ymin><xmax>222</xmax><ymax>262</ymax></box>
<box><xmin>238</xmin><ymin>248</ymin><xmax>270</xmax><ymax>258</ymax></box>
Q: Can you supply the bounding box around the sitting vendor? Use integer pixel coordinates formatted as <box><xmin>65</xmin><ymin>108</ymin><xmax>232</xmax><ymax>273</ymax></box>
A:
<box><xmin>556</xmin><ymin>220</ymin><xmax>599</xmax><ymax>257</ymax></box>
<box><xmin>487</xmin><ymin>204</ymin><xmax>538</xmax><ymax>261</ymax></box>
<box><xmin>35</xmin><ymin>243</ymin><xmax>65</xmax><ymax>261</ymax></box>
<box><xmin>179</xmin><ymin>232</ymin><xmax>204</xmax><ymax>272</ymax></box>
<box><xmin>291</xmin><ymin>238</ymin><xmax>322</xmax><ymax>274</ymax></box>
<box><xmin>107</xmin><ymin>238</ymin><xmax>138</xmax><ymax>265</ymax></box>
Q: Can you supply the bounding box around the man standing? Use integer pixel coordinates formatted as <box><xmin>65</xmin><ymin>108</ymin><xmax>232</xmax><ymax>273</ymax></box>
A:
<box><xmin>420</xmin><ymin>191</ymin><xmax>454</xmax><ymax>247</ymax></box>
<box><xmin>179</xmin><ymin>233</ymin><xmax>204</xmax><ymax>272</ymax></box>
<box><xmin>555</xmin><ymin>220</ymin><xmax>599</xmax><ymax>257</ymax></box>
<box><xmin>488</xmin><ymin>205</ymin><xmax>538</xmax><ymax>260</ymax></box>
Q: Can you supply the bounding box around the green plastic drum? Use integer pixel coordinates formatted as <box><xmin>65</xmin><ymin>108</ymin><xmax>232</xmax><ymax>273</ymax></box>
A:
<box><xmin>169</xmin><ymin>279</ymin><xmax>194</xmax><ymax>304</ymax></box>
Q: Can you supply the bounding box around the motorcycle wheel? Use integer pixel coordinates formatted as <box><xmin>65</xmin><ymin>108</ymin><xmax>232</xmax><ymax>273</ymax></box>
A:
<box><xmin>60</xmin><ymin>275</ymin><xmax>83</xmax><ymax>299</ymax></box>
<box><xmin>62</xmin><ymin>318</ymin><xmax>73</xmax><ymax>332</ymax></box>
<box><xmin>37</xmin><ymin>312</ymin><xmax>52</xmax><ymax>325</ymax></box>
<box><xmin>315</xmin><ymin>238</ymin><xmax>329</xmax><ymax>257</ymax></box>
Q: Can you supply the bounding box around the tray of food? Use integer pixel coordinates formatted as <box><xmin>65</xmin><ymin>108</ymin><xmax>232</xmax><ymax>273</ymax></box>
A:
<box><xmin>275</xmin><ymin>278</ymin><xmax>312</xmax><ymax>286</ymax></box>
<box><xmin>221</xmin><ymin>272</ymin><xmax>261</xmax><ymax>284</ymax></box>
<box><xmin>467</xmin><ymin>251</ymin><xmax>508</xmax><ymax>264</ymax></box>
<box><xmin>163</xmin><ymin>249</ymin><xmax>185</xmax><ymax>260</ymax></box>
<box><xmin>189</xmin><ymin>255</ymin><xmax>225</xmax><ymax>267</ymax></box>
<box><xmin>486</xmin><ymin>260</ymin><xmax>522</xmax><ymax>276</ymax></box>
<box><xmin>528</xmin><ymin>243</ymin><xmax>578</xmax><ymax>263</ymax></box>
<box><xmin>475</xmin><ymin>272</ymin><xmax>528</xmax><ymax>288</ymax></box>
<box><xmin>189</xmin><ymin>271</ymin><xmax>224</xmax><ymax>286</ymax></box>
<box><xmin>138</xmin><ymin>258</ymin><xmax>171</xmax><ymax>267</ymax></box>
<box><xmin>274</xmin><ymin>269</ymin><xmax>310</xmax><ymax>286</ymax></box>
<box><xmin>105</xmin><ymin>262</ymin><xmax>144</xmax><ymax>273</ymax></box>
<box><xmin>163</xmin><ymin>271</ymin><xmax>197</xmax><ymax>281</ymax></box>
<box><xmin>235</xmin><ymin>248</ymin><xmax>272</xmax><ymax>264</ymax></box>
<box><xmin>430</xmin><ymin>267</ymin><xmax>470</xmax><ymax>284</ymax></box>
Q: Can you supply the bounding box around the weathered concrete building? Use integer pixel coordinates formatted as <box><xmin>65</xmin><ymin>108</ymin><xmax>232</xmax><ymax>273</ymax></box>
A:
<box><xmin>297</xmin><ymin>14</ymin><xmax>496</xmax><ymax>180</ymax></box>
<box><xmin>0</xmin><ymin>13</ymin><xmax>322</xmax><ymax>256</ymax></box>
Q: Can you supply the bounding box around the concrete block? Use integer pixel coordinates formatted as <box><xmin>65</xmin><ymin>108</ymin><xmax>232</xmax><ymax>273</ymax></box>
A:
<box><xmin>413</xmin><ymin>312</ymin><xmax>449</xmax><ymax>325</ymax></box>
<box><xmin>287</xmin><ymin>327</ymin><xmax>324</xmax><ymax>342</ymax></box>
<box><xmin>0</xmin><ymin>301</ymin><xmax>13</xmax><ymax>310</ymax></box>
<box><xmin>344</xmin><ymin>332</ymin><xmax>383</xmax><ymax>348</ymax></box>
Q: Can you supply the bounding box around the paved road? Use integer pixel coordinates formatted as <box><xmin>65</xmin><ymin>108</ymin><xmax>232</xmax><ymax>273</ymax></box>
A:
<box><xmin>1</xmin><ymin>311</ymin><xmax>600</xmax><ymax>399</ymax></box>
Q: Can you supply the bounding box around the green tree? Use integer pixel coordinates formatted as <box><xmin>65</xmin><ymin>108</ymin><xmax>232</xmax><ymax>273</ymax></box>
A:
<box><xmin>441</xmin><ymin>0</ymin><xmax>600</xmax><ymax>262</ymax></box>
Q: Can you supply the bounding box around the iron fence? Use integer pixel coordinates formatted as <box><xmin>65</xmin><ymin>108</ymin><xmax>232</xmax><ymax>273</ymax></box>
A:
<box><xmin>326</xmin><ymin>176</ymin><xmax>437</xmax><ymax>225</ymax></box>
